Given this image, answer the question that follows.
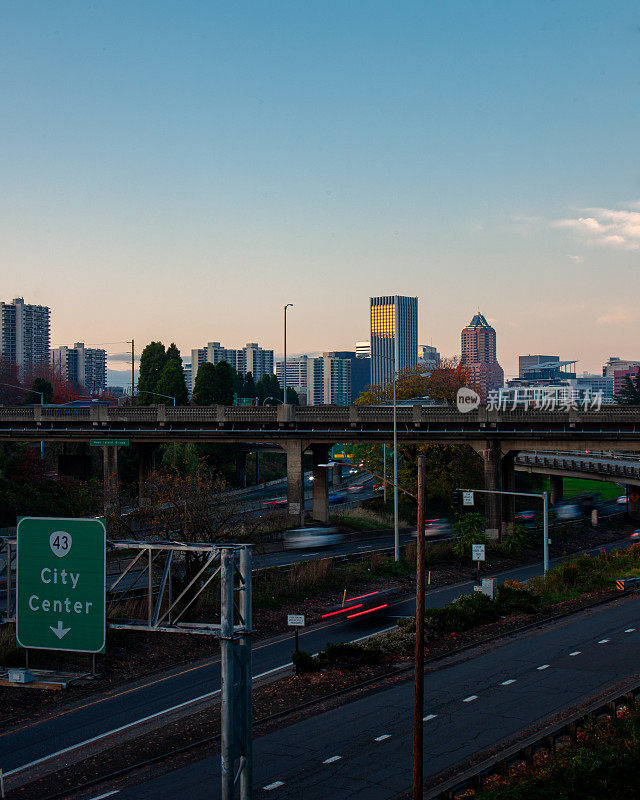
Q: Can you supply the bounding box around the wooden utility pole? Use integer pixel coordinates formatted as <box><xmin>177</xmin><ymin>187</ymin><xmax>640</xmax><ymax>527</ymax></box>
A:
<box><xmin>413</xmin><ymin>454</ymin><xmax>427</xmax><ymax>799</ymax></box>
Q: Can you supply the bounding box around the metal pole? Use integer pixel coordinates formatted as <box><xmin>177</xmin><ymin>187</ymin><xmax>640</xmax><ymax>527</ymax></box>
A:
<box><xmin>383</xmin><ymin>444</ymin><xmax>387</xmax><ymax>505</ymax></box>
<box><xmin>131</xmin><ymin>339</ymin><xmax>135</xmax><ymax>401</ymax></box>
<box><xmin>220</xmin><ymin>549</ymin><xmax>235</xmax><ymax>800</ymax></box>
<box><xmin>393</xmin><ymin>345</ymin><xmax>399</xmax><ymax>562</ymax></box>
<box><xmin>543</xmin><ymin>490</ymin><xmax>549</xmax><ymax>575</ymax></box>
<box><xmin>283</xmin><ymin>304</ymin><xmax>292</xmax><ymax>403</ymax></box>
<box><xmin>239</xmin><ymin>547</ymin><xmax>253</xmax><ymax>800</ymax></box>
<box><xmin>413</xmin><ymin>454</ymin><xmax>426</xmax><ymax>799</ymax></box>
<box><xmin>147</xmin><ymin>547</ymin><xmax>152</xmax><ymax>627</ymax></box>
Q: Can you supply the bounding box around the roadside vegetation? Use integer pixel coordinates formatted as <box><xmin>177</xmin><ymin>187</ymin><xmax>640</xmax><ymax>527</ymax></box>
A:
<box><xmin>330</xmin><ymin>506</ymin><xmax>410</xmax><ymax>531</ymax></box>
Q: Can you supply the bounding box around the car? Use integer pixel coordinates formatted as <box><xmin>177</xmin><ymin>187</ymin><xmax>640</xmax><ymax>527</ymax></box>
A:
<box><xmin>262</xmin><ymin>498</ymin><xmax>287</xmax><ymax>507</ymax></box>
<box><xmin>349</xmin><ymin>468</ymin><xmax>357</xmax><ymax>475</ymax></box>
<box><xmin>414</xmin><ymin>518</ymin><xmax>453</xmax><ymax>539</ymax></box>
<box><xmin>515</xmin><ymin>510</ymin><xmax>535</xmax><ymax>521</ymax></box>
<box><xmin>373</xmin><ymin>483</ymin><xmax>384</xmax><ymax>492</ymax></box>
<box><xmin>283</xmin><ymin>527</ymin><xmax>344</xmax><ymax>549</ymax></box>
<box><xmin>630</xmin><ymin>529</ymin><xmax>640</xmax><ymax>539</ymax></box>
<box><xmin>617</xmin><ymin>494</ymin><xmax>628</xmax><ymax>505</ymax></box>
<box><xmin>329</xmin><ymin>490</ymin><xmax>348</xmax><ymax>503</ymax></box>
<box><xmin>347</xmin><ymin>484</ymin><xmax>364</xmax><ymax>493</ymax></box>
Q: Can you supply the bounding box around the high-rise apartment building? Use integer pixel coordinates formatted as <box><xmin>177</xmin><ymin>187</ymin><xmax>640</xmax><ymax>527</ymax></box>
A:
<box><xmin>52</xmin><ymin>342</ymin><xmax>107</xmax><ymax>392</ymax></box>
<box><xmin>460</xmin><ymin>313</ymin><xmax>504</xmax><ymax>397</ymax></box>
<box><xmin>0</xmin><ymin>297</ymin><xmax>50</xmax><ymax>374</ymax></box>
<box><xmin>276</xmin><ymin>353</ymin><xmax>355</xmax><ymax>405</ymax></box>
<box><xmin>370</xmin><ymin>295</ymin><xmax>418</xmax><ymax>385</ymax></box>
<box><xmin>190</xmin><ymin>341</ymin><xmax>274</xmax><ymax>392</ymax></box>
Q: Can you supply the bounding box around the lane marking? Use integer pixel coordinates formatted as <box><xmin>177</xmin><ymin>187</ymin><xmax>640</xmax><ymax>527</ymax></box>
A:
<box><xmin>500</xmin><ymin>679</ymin><xmax>516</xmax><ymax>685</ymax></box>
<box><xmin>537</xmin><ymin>664</ymin><xmax>550</xmax><ymax>670</ymax></box>
<box><xmin>323</xmin><ymin>755</ymin><xmax>342</xmax><ymax>764</ymax></box>
<box><xmin>375</xmin><ymin>734</ymin><xmax>391</xmax><ymax>741</ymax></box>
<box><xmin>598</xmin><ymin>639</ymin><xmax>610</xmax><ymax>644</ymax></box>
<box><xmin>264</xmin><ymin>781</ymin><xmax>285</xmax><ymax>791</ymax></box>
<box><xmin>569</xmin><ymin>651</ymin><xmax>581</xmax><ymax>656</ymax></box>
<box><xmin>463</xmin><ymin>695</ymin><xmax>478</xmax><ymax>703</ymax></box>
<box><xmin>626</xmin><ymin>628</ymin><xmax>636</xmax><ymax>633</ymax></box>
<box><xmin>423</xmin><ymin>714</ymin><xmax>437</xmax><ymax>721</ymax></box>
<box><xmin>88</xmin><ymin>793</ymin><xmax>120</xmax><ymax>800</ymax></box>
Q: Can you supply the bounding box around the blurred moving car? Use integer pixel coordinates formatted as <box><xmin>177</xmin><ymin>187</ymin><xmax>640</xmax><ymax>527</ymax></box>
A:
<box><xmin>555</xmin><ymin>502</ymin><xmax>581</xmax><ymax>521</ymax></box>
<box><xmin>329</xmin><ymin>490</ymin><xmax>348</xmax><ymax>504</ymax></box>
<box><xmin>618</xmin><ymin>494</ymin><xmax>628</xmax><ymax>505</ymax></box>
<box><xmin>283</xmin><ymin>527</ymin><xmax>344</xmax><ymax>549</ymax></box>
<box><xmin>413</xmin><ymin>518</ymin><xmax>453</xmax><ymax>539</ymax></box>
<box><xmin>630</xmin><ymin>529</ymin><xmax>640</xmax><ymax>540</ymax></box>
<box><xmin>515</xmin><ymin>510</ymin><xmax>535</xmax><ymax>522</ymax></box>
<box><xmin>262</xmin><ymin>498</ymin><xmax>287</xmax><ymax>507</ymax></box>
<box><xmin>348</xmin><ymin>485</ymin><xmax>364</xmax><ymax>493</ymax></box>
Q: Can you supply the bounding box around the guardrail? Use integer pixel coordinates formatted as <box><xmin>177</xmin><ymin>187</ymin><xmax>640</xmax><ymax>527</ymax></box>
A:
<box><xmin>425</xmin><ymin>679</ymin><xmax>640</xmax><ymax>799</ymax></box>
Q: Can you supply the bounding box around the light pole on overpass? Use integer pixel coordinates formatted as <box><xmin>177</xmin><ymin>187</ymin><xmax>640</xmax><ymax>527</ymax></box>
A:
<box><xmin>283</xmin><ymin>303</ymin><xmax>293</xmax><ymax>403</ymax></box>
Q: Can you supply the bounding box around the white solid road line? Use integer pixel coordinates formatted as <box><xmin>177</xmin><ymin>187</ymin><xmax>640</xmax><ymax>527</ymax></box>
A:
<box><xmin>264</xmin><ymin>781</ymin><xmax>285</xmax><ymax>791</ymax></box>
<box><xmin>462</xmin><ymin>695</ymin><xmax>478</xmax><ymax>702</ymax></box>
<box><xmin>423</xmin><ymin>714</ymin><xmax>437</xmax><ymax>721</ymax></box>
<box><xmin>500</xmin><ymin>679</ymin><xmax>516</xmax><ymax>685</ymax></box>
<box><xmin>375</xmin><ymin>734</ymin><xmax>391</xmax><ymax>741</ymax></box>
<box><xmin>625</xmin><ymin>628</ymin><xmax>635</xmax><ymax>633</ymax></box>
<box><xmin>88</xmin><ymin>792</ymin><xmax>120</xmax><ymax>800</ymax></box>
<box><xmin>537</xmin><ymin>664</ymin><xmax>550</xmax><ymax>670</ymax></box>
<box><xmin>569</xmin><ymin>651</ymin><xmax>581</xmax><ymax>656</ymax></box>
<box><xmin>323</xmin><ymin>755</ymin><xmax>342</xmax><ymax>764</ymax></box>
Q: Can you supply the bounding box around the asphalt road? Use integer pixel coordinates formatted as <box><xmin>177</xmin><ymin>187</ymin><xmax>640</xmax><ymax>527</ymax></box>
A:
<box><xmin>0</xmin><ymin>534</ymin><xmax>632</xmax><ymax>781</ymax></box>
<box><xmin>113</xmin><ymin>593</ymin><xmax>640</xmax><ymax>800</ymax></box>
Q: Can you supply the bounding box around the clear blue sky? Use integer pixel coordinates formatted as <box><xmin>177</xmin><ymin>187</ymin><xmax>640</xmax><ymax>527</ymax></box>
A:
<box><xmin>0</xmin><ymin>1</ymin><xmax>638</xmax><ymax>380</ymax></box>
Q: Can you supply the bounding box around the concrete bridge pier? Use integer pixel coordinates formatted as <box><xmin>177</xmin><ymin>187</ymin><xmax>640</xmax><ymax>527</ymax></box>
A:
<box><xmin>103</xmin><ymin>445</ymin><xmax>120</xmax><ymax>519</ymax></box>
<box><xmin>483</xmin><ymin>441</ymin><xmax>502</xmax><ymax>539</ymax></box>
<box><xmin>235</xmin><ymin>450</ymin><xmax>248</xmax><ymax>489</ymax></box>
<box><xmin>501</xmin><ymin>451</ymin><xmax>516</xmax><ymax>536</ymax></box>
<box><xmin>550</xmin><ymin>475</ymin><xmax>563</xmax><ymax>506</ymax></box>
<box><xmin>332</xmin><ymin>463</ymin><xmax>343</xmax><ymax>487</ymax></box>
<box><xmin>282</xmin><ymin>440</ymin><xmax>306</xmax><ymax>527</ymax></box>
<box><xmin>137</xmin><ymin>444</ymin><xmax>156</xmax><ymax>508</ymax></box>
<box><xmin>628</xmin><ymin>486</ymin><xmax>640</xmax><ymax>522</ymax></box>
<box><xmin>311</xmin><ymin>445</ymin><xmax>330</xmax><ymax>524</ymax></box>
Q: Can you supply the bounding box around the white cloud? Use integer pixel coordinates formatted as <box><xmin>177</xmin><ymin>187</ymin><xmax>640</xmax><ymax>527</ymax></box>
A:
<box><xmin>596</xmin><ymin>308</ymin><xmax>639</xmax><ymax>325</ymax></box>
<box><xmin>553</xmin><ymin>204</ymin><xmax>640</xmax><ymax>250</ymax></box>
<box><xmin>567</xmin><ymin>254</ymin><xmax>583</xmax><ymax>262</ymax></box>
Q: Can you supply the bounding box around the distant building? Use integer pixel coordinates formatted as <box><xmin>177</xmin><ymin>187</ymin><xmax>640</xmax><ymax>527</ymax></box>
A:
<box><xmin>0</xmin><ymin>297</ymin><xmax>50</xmax><ymax>375</ymax></box>
<box><xmin>516</xmin><ymin>356</ymin><xmax>577</xmax><ymax>383</ymax></box>
<box><xmin>370</xmin><ymin>295</ymin><xmax>418</xmax><ymax>385</ymax></box>
<box><xmin>190</xmin><ymin>341</ymin><xmax>274</xmax><ymax>392</ymax></box>
<box><xmin>105</xmin><ymin>385</ymin><xmax>125</xmax><ymax>398</ymax></box>
<box><xmin>418</xmin><ymin>344</ymin><xmax>440</xmax><ymax>373</ymax></box>
<box><xmin>576</xmin><ymin>373</ymin><xmax>614</xmax><ymax>400</ymax></box>
<box><xmin>603</xmin><ymin>356</ymin><xmax>640</xmax><ymax>379</ymax></box>
<box><xmin>355</xmin><ymin>341</ymin><xmax>371</xmax><ymax>359</ymax></box>
<box><xmin>183</xmin><ymin>362</ymin><xmax>192</xmax><ymax>396</ymax></box>
<box><xmin>613</xmin><ymin>365</ymin><xmax>640</xmax><ymax>396</ymax></box>
<box><xmin>519</xmin><ymin>355</ymin><xmax>560</xmax><ymax>379</ymax></box>
<box><xmin>460</xmin><ymin>313</ymin><xmax>504</xmax><ymax>397</ymax></box>
<box><xmin>276</xmin><ymin>354</ymin><xmax>353</xmax><ymax>405</ymax></box>
<box><xmin>323</xmin><ymin>351</ymin><xmax>370</xmax><ymax>403</ymax></box>
<box><xmin>52</xmin><ymin>342</ymin><xmax>107</xmax><ymax>392</ymax></box>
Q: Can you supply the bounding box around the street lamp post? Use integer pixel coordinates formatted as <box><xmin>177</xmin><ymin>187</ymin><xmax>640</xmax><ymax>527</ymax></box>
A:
<box><xmin>283</xmin><ymin>304</ymin><xmax>293</xmax><ymax>403</ymax></box>
<box><xmin>0</xmin><ymin>383</ymin><xmax>44</xmax><ymax>459</ymax></box>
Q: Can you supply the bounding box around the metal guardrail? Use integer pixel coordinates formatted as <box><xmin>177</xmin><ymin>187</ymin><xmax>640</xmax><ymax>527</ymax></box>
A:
<box><xmin>425</xmin><ymin>679</ymin><xmax>640</xmax><ymax>799</ymax></box>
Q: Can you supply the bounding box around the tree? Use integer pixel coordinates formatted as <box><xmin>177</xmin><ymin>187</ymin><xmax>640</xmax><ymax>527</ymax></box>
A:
<box><xmin>192</xmin><ymin>362</ymin><xmax>219</xmax><ymax>405</ymax></box>
<box><xmin>426</xmin><ymin>357</ymin><xmax>475</xmax><ymax>404</ymax></box>
<box><xmin>243</xmin><ymin>372</ymin><xmax>256</xmax><ymax>399</ymax></box>
<box><xmin>156</xmin><ymin>359</ymin><xmax>189</xmax><ymax>405</ymax></box>
<box><xmin>166</xmin><ymin>342</ymin><xmax>182</xmax><ymax>365</ymax></box>
<box><xmin>30</xmin><ymin>377</ymin><xmax>54</xmax><ymax>404</ymax></box>
<box><xmin>137</xmin><ymin>342</ymin><xmax>167</xmax><ymax>405</ymax></box>
<box><xmin>616</xmin><ymin>372</ymin><xmax>640</xmax><ymax>405</ymax></box>
<box><xmin>286</xmin><ymin>386</ymin><xmax>299</xmax><ymax>404</ymax></box>
<box><xmin>214</xmin><ymin>361</ymin><xmax>235</xmax><ymax>405</ymax></box>
<box><xmin>0</xmin><ymin>358</ymin><xmax>23</xmax><ymax>405</ymax></box>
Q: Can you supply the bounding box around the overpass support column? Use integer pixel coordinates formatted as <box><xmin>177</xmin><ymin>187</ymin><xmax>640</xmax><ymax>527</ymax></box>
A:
<box><xmin>311</xmin><ymin>445</ymin><xmax>330</xmax><ymax>524</ymax></box>
<box><xmin>332</xmin><ymin>463</ymin><xmax>343</xmax><ymax>487</ymax></box>
<box><xmin>501</xmin><ymin>451</ymin><xmax>516</xmax><ymax>536</ymax></box>
<box><xmin>103</xmin><ymin>446</ymin><xmax>120</xmax><ymax>519</ymax></box>
<box><xmin>550</xmin><ymin>475</ymin><xmax>563</xmax><ymax>507</ymax></box>
<box><xmin>137</xmin><ymin>444</ymin><xmax>155</xmax><ymax>508</ymax></box>
<box><xmin>628</xmin><ymin>486</ymin><xmax>640</xmax><ymax>522</ymax></box>
<box><xmin>483</xmin><ymin>441</ymin><xmax>502</xmax><ymax>540</ymax></box>
<box><xmin>282</xmin><ymin>440</ymin><xmax>305</xmax><ymax>527</ymax></box>
<box><xmin>235</xmin><ymin>450</ymin><xmax>248</xmax><ymax>488</ymax></box>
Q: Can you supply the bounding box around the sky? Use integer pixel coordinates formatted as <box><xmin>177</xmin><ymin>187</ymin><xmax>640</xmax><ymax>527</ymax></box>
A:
<box><xmin>0</xmin><ymin>1</ymin><xmax>639</xmax><ymax>384</ymax></box>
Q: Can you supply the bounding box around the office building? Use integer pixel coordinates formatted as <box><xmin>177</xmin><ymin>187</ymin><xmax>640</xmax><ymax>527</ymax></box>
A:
<box><xmin>0</xmin><ymin>297</ymin><xmax>50</xmax><ymax>375</ymax></box>
<box><xmin>52</xmin><ymin>342</ymin><xmax>107</xmax><ymax>392</ymax></box>
<box><xmin>190</xmin><ymin>341</ymin><xmax>274</xmax><ymax>392</ymax></box>
<box><xmin>576</xmin><ymin>373</ymin><xmax>614</xmax><ymax>400</ymax></box>
<box><xmin>460</xmin><ymin>313</ymin><xmax>504</xmax><ymax>397</ymax></box>
<box><xmin>418</xmin><ymin>344</ymin><xmax>440</xmax><ymax>373</ymax></box>
<box><xmin>603</xmin><ymin>356</ymin><xmax>640</xmax><ymax>379</ymax></box>
<box><xmin>370</xmin><ymin>295</ymin><xmax>418</xmax><ymax>385</ymax></box>
<box><xmin>276</xmin><ymin>353</ymin><xmax>356</xmax><ymax>405</ymax></box>
<box><xmin>355</xmin><ymin>341</ymin><xmax>371</xmax><ymax>359</ymax></box>
<box><xmin>613</xmin><ymin>365</ymin><xmax>640</xmax><ymax>396</ymax></box>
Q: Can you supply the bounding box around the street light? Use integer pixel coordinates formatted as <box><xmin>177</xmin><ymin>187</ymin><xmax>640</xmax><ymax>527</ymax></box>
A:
<box><xmin>283</xmin><ymin>303</ymin><xmax>293</xmax><ymax>404</ymax></box>
<box><xmin>0</xmin><ymin>383</ymin><xmax>44</xmax><ymax>459</ymax></box>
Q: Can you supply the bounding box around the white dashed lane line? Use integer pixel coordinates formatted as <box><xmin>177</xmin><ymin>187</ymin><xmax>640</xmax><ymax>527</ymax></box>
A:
<box><xmin>500</xmin><ymin>679</ymin><xmax>516</xmax><ymax>685</ymax></box>
<box><xmin>323</xmin><ymin>756</ymin><xmax>342</xmax><ymax>764</ymax></box>
<box><xmin>626</xmin><ymin>628</ymin><xmax>635</xmax><ymax>633</ymax></box>
<box><xmin>537</xmin><ymin>664</ymin><xmax>550</xmax><ymax>670</ymax></box>
<box><xmin>375</xmin><ymin>735</ymin><xmax>391</xmax><ymax>741</ymax></box>
<box><xmin>569</xmin><ymin>651</ymin><xmax>581</xmax><ymax>656</ymax></box>
<box><xmin>598</xmin><ymin>639</ymin><xmax>610</xmax><ymax>644</ymax></box>
<box><xmin>88</xmin><ymin>793</ymin><xmax>120</xmax><ymax>800</ymax></box>
<box><xmin>462</xmin><ymin>695</ymin><xmax>478</xmax><ymax>703</ymax></box>
<box><xmin>264</xmin><ymin>782</ymin><xmax>285</xmax><ymax>791</ymax></box>
<box><xmin>423</xmin><ymin>714</ymin><xmax>437</xmax><ymax>721</ymax></box>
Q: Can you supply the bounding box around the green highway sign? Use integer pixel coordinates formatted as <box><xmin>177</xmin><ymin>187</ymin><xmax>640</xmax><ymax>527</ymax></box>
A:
<box><xmin>90</xmin><ymin>439</ymin><xmax>129</xmax><ymax>447</ymax></box>
<box><xmin>16</xmin><ymin>517</ymin><xmax>106</xmax><ymax>653</ymax></box>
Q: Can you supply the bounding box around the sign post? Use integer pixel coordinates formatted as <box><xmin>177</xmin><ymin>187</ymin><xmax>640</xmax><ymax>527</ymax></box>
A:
<box><xmin>16</xmin><ymin>517</ymin><xmax>106</xmax><ymax>653</ymax></box>
<box><xmin>287</xmin><ymin>613</ymin><xmax>305</xmax><ymax>652</ymax></box>
<box><xmin>471</xmin><ymin>543</ymin><xmax>485</xmax><ymax>585</ymax></box>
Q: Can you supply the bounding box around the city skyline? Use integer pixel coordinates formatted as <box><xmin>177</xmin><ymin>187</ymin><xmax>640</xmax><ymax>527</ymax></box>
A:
<box><xmin>1</xmin><ymin>3</ymin><xmax>638</xmax><ymax>379</ymax></box>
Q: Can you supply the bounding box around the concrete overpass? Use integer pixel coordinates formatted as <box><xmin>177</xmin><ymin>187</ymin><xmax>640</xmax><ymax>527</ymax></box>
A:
<box><xmin>1</xmin><ymin>404</ymin><xmax>639</xmax><ymax>534</ymax></box>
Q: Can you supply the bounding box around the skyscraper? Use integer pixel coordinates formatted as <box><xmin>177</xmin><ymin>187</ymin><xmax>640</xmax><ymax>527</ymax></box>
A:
<box><xmin>0</xmin><ymin>297</ymin><xmax>50</xmax><ymax>375</ymax></box>
<box><xmin>460</xmin><ymin>313</ymin><xmax>504</xmax><ymax>397</ymax></box>
<box><xmin>52</xmin><ymin>342</ymin><xmax>107</xmax><ymax>392</ymax></box>
<box><xmin>190</xmin><ymin>341</ymin><xmax>274</xmax><ymax>393</ymax></box>
<box><xmin>370</xmin><ymin>295</ymin><xmax>418</xmax><ymax>385</ymax></box>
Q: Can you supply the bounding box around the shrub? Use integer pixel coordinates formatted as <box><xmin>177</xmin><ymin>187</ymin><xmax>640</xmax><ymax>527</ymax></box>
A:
<box><xmin>292</xmin><ymin>649</ymin><xmax>319</xmax><ymax>675</ymax></box>
<box><xmin>319</xmin><ymin>641</ymin><xmax>383</xmax><ymax>668</ymax></box>
<box><xmin>499</xmin><ymin>523</ymin><xmax>533</xmax><ymax>557</ymax></box>
<box><xmin>425</xmin><ymin>591</ymin><xmax>499</xmax><ymax>633</ymax></box>
<box><xmin>452</xmin><ymin>512</ymin><xmax>487</xmax><ymax>559</ymax></box>
<box><xmin>496</xmin><ymin>580</ymin><xmax>541</xmax><ymax>615</ymax></box>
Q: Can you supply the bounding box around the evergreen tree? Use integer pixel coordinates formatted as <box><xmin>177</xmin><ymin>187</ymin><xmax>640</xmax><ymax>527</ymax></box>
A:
<box><xmin>214</xmin><ymin>361</ymin><xmax>235</xmax><ymax>405</ymax></box>
<box><xmin>243</xmin><ymin>372</ymin><xmax>256</xmax><ymax>398</ymax></box>
<box><xmin>192</xmin><ymin>362</ymin><xmax>219</xmax><ymax>405</ymax></box>
<box><xmin>137</xmin><ymin>342</ymin><xmax>167</xmax><ymax>405</ymax></box>
<box><xmin>156</xmin><ymin>359</ymin><xmax>189</xmax><ymax>405</ymax></box>
<box><xmin>233</xmin><ymin>370</ymin><xmax>244</xmax><ymax>401</ymax></box>
<box><xmin>285</xmin><ymin>386</ymin><xmax>300</xmax><ymax>405</ymax></box>
<box><xmin>30</xmin><ymin>377</ymin><xmax>54</xmax><ymax>404</ymax></box>
<box><xmin>616</xmin><ymin>372</ymin><xmax>640</xmax><ymax>405</ymax></box>
<box><xmin>166</xmin><ymin>342</ymin><xmax>182</xmax><ymax>365</ymax></box>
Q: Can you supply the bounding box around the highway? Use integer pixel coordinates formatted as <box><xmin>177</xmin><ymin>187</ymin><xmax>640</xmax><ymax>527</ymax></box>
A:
<box><xmin>0</xmin><ymin>535</ymin><xmax>632</xmax><ymax>785</ymax></box>
<box><xmin>113</xmin><ymin>592</ymin><xmax>640</xmax><ymax>800</ymax></box>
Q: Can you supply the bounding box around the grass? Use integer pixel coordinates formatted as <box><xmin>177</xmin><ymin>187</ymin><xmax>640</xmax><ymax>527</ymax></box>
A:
<box><xmin>330</xmin><ymin>506</ymin><xmax>410</xmax><ymax>532</ymax></box>
<box><xmin>550</xmin><ymin>476</ymin><xmax>623</xmax><ymax>502</ymax></box>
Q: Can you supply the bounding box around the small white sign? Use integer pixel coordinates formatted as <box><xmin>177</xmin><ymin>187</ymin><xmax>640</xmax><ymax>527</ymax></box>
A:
<box><xmin>471</xmin><ymin>544</ymin><xmax>486</xmax><ymax>562</ymax></box>
<box><xmin>462</xmin><ymin>491</ymin><xmax>474</xmax><ymax>507</ymax></box>
<box><xmin>287</xmin><ymin>614</ymin><xmax>305</xmax><ymax>627</ymax></box>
